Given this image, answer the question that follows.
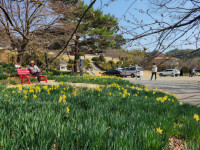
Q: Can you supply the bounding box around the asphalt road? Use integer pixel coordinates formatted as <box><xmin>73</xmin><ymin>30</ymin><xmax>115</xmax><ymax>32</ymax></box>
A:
<box><xmin>126</xmin><ymin>77</ymin><xmax>200</xmax><ymax>106</ymax></box>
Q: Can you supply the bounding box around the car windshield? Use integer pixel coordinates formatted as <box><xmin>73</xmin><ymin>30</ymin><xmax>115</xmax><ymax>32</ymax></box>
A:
<box><xmin>137</xmin><ymin>67</ymin><xmax>143</xmax><ymax>71</ymax></box>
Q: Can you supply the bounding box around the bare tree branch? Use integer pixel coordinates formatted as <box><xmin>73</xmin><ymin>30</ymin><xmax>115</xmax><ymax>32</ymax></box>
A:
<box><xmin>43</xmin><ymin>0</ymin><xmax>97</xmax><ymax>70</ymax></box>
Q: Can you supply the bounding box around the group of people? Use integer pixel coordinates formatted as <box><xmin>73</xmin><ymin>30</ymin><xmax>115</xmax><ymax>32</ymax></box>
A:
<box><xmin>150</xmin><ymin>63</ymin><xmax>197</xmax><ymax>80</ymax></box>
<box><xmin>15</xmin><ymin>61</ymin><xmax>196</xmax><ymax>83</ymax></box>
<box><xmin>15</xmin><ymin>61</ymin><xmax>41</xmax><ymax>83</ymax></box>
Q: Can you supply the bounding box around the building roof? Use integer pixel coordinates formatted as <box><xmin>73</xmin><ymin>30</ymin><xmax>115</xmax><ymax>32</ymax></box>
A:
<box><xmin>154</xmin><ymin>56</ymin><xmax>179</xmax><ymax>60</ymax></box>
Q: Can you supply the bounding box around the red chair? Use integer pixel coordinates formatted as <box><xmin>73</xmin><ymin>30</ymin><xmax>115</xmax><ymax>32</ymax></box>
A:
<box><xmin>17</xmin><ymin>69</ymin><xmax>47</xmax><ymax>84</ymax></box>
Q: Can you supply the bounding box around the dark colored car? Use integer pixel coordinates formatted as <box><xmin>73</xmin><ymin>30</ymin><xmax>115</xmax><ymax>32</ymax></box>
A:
<box><xmin>102</xmin><ymin>69</ymin><xmax>122</xmax><ymax>76</ymax></box>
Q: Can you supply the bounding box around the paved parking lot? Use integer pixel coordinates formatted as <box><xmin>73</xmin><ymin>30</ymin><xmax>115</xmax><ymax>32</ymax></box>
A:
<box><xmin>126</xmin><ymin>76</ymin><xmax>200</xmax><ymax>106</ymax></box>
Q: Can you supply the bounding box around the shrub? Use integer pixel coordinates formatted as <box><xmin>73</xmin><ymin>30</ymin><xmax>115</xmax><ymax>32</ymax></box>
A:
<box><xmin>67</xmin><ymin>64</ymin><xmax>73</xmax><ymax>70</ymax></box>
<box><xmin>108</xmin><ymin>60</ymin><xmax>115</xmax><ymax>65</ymax></box>
<box><xmin>84</xmin><ymin>59</ymin><xmax>92</xmax><ymax>70</ymax></box>
<box><xmin>92</xmin><ymin>57</ymin><xmax>99</xmax><ymax>61</ymax></box>
<box><xmin>98</xmin><ymin>55</ymin><xmax>105</xmax><ymax>62</ymax></box>
<box><xmin>78</xmin><ymin>52</ymin><xmax>85</xmax><ymax>57</ymax></box>
<box><xmin>68</xmin><ymin>59</ymin><xmax>74</xmax><ymax>64</ymax></box>
<box><xmin>117</xmin><ymin>61</ymin><xmax>122</xmax><ymax>65</ymax></box>
<box><xmin>85</xmin><ymin>64</ymin><xmax>92</xmax><ymax>70</ymax></box>
<box><xmin>0</xmin><ymin>63</ymin><xmax>18</xmax><ymax>80</ymax></box>
<box><xmin>0</xmin><ymin>74</ymin><xmax>7</xmax><ymax>80</ymax></box>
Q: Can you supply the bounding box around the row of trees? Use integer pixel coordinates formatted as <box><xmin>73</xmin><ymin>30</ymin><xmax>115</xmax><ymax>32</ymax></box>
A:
<box><xmin>0</xmin><ymin>0</ymin><xmax>126</xmax><ymax>72</ymax></box>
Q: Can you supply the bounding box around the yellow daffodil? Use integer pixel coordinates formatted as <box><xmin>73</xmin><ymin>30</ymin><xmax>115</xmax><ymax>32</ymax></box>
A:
<box><xmin>67</xmin><ymin>107</ymin><xmax>70</xmax><ymax>113</ymax></box>
<box><xmin>194</xmin><ymin>114</ymin><xmax>199</xmax><ymax>121</ymax></box>
<box><xmin>156</xmin><ymin>127</ymin><xmax>163</xmax><ymax>134</ymax></box>
<box><xmin>4</xmin><ymin>94</ymin><xmax>8</xmax><ymax>97</ymax></box>
<box><xmin>33</xmin><ymin>95</ymin><xmax>37</xmax><ymax>98</ymax></box>
<box><xmin>179</xmin><ymin>102</ymin><xmax>183</xmax><ymax>105</ymax></box>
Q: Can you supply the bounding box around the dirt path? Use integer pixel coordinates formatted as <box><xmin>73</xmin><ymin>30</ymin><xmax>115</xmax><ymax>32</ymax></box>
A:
<box><xmin>7</xmin><ymin>80</ymin><xmax>104</xmax><ymax>89</ymax></box>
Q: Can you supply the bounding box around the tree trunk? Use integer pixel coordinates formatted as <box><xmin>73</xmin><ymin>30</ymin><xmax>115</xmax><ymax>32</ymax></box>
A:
<box><xmin>16</xmin><ymin>39</ymin><xmax>28</xmax><ymax>65</ymax></box>
<box><xmin>74</xmin><ymin>35</ymin><xmax>80</xmax><ymax>73</ymax></box>
<box><xmin>17</xmin><ymin>51</ymin><xmax>24</xmax><ymax>64</ymax></box>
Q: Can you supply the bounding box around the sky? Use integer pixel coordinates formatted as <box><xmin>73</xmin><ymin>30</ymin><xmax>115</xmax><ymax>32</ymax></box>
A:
<box><xmin>84</xmin><ymin>0</ymin><xmax>152</xmax><ymax>50</ymax></box>
<box><xmin>83</xmin><ymin>0</ymin><xmax>197</xmax><ymax>52</ymax></box>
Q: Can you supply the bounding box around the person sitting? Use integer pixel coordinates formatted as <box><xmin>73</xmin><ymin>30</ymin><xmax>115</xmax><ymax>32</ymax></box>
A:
<box><xmin>28</xmin><ymin>61</ymin><xmax>41</xmax><ymax>83</ymax></box>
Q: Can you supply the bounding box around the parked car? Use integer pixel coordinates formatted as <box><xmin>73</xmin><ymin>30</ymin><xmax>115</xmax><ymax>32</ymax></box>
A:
<box><xmin>194</xmin><ymin>69</ymin><xmax>200</xmax><ymax>76</ymax></box>
<box><xmin>159</xmin><ymin>69</ymin><xmax>180</xmax><ymax>77</ymax></box>
<box><xmin>120</xmin><ymin>66</ymin><xmax>143</xmax><ymax>78</ymax></box>
<box><xmin>102</xmin><ymin>69</ymin><xmax>123</xmax><ymax>76</ymax></box>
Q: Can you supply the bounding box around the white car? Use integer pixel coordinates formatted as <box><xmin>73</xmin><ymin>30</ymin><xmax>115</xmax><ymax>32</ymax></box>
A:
<box><xmin>120</xmin><ymin>66</ymin><xmax>143</xmax><ymax>78</ymax></box>
<box><xmin>159</xmin><ymin>69</ymin><xmax>180</xmax><ymax>77</ymax></box>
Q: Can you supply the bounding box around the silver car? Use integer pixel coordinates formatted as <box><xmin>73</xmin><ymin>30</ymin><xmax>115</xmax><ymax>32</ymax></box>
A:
<box><xmin>159</xmin><ymin>69</ymin><xmax>180</xmax><ymax>77</ymax></box>
<box><xmin>120</xmin><ymin>66</ymin><xmax>143</xmax><ymax>78</ymax></box>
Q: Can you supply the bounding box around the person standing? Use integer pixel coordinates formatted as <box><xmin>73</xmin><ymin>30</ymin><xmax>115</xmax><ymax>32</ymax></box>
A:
<box><xmin>151</xmin><ymin>63</ymin><xmax>157</xmax><ymax>80</ymax></box>
<box><xmin>135</xmin><ymin>68</ymin><xmax>138</xmax><ymax>80</ymax></box>
<box><xmin>192</xmin><ymin>68</ymin><xmax>195</xmax><ymax>76</ymax></box>
<box><xmin>28</xmin><ymin>61</ymin><xmax>41</xmax><ymax>83</ymax></box>
<box><xmin>189</xmin><ymin>69</ymin><xmax>192</xmax><ymax>77</ymax></box>
<box><xmin>180</xmin><ymin>69</ymin><xmax>183</xmax><ymax>77</ymax></box>
<box><xmin>137</xmin><ymin>70</ymin><xmax>141</xmax><ymax>80</ymax></box>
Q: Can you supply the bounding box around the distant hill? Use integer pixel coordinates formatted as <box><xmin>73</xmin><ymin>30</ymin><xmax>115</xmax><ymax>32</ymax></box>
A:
<box><xmin>165</xmin><ymin>49</ymin><xmax>200</xmax><ymax>59</ymax></box>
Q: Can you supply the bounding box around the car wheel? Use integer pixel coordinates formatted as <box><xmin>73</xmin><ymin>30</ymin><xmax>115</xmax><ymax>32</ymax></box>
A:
<box><xmin>159</xmin><ymin>73</ymin><xmax>163</xmax><ymax>77</ymax></box>
<box><xmin>175</xmin><ymin>74</ymin><xmax>178</xmax><ymax>77</ymax></box>
<box><xmin>131</xmin><ymin>74</ymin><xmax>135</xmax><ymax>78</ymax></box>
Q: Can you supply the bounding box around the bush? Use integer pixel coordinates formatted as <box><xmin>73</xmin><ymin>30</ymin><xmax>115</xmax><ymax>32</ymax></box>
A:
<box><xmin>98</xmin><ymin>55</ymin><xmax>105</xmax><ymax>62</ymax></box>
<box><xmin>108</xmin><ymin>60</ymin><xmax>115</xmax><ymax>65</ymax></box>
<box><xmin>92</xmin><ymin>57</ymin><xmax>99</xmax><ymax>61</ymax></box>
<box><xmin>84</xmin><ymin>59</ymin><xmax>92</xmax><ymax>70</ymax></box>
<box><xmin>68</xmin><ymin>59</ymin><xmax>74</xmax><ymax>64</ymax></box>
<box><xmin>78</xmin><ymin>52</ymin><xmax>85</xmax><ymax>57</ymax></box>
<box><xmin>117</xmin><ymin>61</ymin><xmax>122</xmax><ymax>65</ymax></box>
<box><xmin>67</xmin><ymin>64</ymin><xmax>73</xmax><ymax>70</ymax></box>
<box><xmin>41</xmin><ymin>69</ymin><xmax>73</xmax><ymax>76</ymax></box>
<box><xmin>0</xmin><ymin>74</ymin><xmax>7</xmax><ymax>80</ymax></box>
<box><xmin>0</xmin><ymin>63</ymin><xmax>18</xmax><ymax>80</ymax></box>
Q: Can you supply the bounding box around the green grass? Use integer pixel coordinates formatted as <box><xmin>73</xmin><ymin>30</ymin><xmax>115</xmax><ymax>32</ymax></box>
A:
<box><xmin>0</xmin><ymin>82</ymin><xmax>200</xmax><ymax>149</ymax></box>
<box><xmin>54</xmin><ymin>75</ymin><xmax>143</xmax><ymax>88</ymax></box>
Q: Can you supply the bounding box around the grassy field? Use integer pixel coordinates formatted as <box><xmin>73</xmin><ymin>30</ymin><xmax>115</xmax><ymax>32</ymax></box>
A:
<box><xmin>54</xmin><ymin>75</ymin><xmax>143</xmax><ymax>88</ymax></box>
<box><xmin>1</xmin><ymin>76</ymin><xmax>200</xmax><ymax>149</ymax></box>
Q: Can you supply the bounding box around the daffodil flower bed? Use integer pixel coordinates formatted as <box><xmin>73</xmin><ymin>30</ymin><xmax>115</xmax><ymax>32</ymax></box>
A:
<box><xmin>0</xmin><ymin>83</ymin><xmax>200</xmax><ymax>149</ymax></box>
<box><xmin>54</xmin><ymin>75</ymin><xmax>143</xmax><ymax>88</ymax></box>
